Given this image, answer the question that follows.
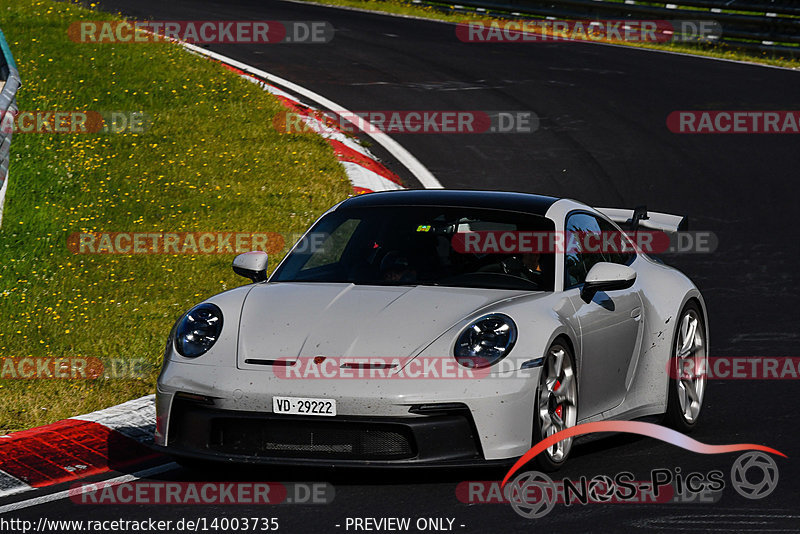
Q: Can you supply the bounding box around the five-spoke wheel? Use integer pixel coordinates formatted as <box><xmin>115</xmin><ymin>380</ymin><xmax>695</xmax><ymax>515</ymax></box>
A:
<box><xmin>665</xmin><ymin>302</ymin><xmax>707</xmax><ymax>431</ymax></box>
<box><xmin>532</xmin><ymin>341</ymin><xmax>578</xmax><ymax>471</ymax></box>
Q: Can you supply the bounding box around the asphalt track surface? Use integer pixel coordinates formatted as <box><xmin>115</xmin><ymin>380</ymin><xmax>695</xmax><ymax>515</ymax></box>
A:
<box><xmin>5</xmin><ymin>1</ymin><xmax>800</xmax><ymax>532</ymax></box>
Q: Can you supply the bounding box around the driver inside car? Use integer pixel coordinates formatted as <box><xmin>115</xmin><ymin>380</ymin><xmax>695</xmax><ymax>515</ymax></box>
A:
<box><xmin>500</xmin><ymin>252</ymin><xmax>542</xmax><ymax>281</ymax></box>
<box><xmin>380</xmin><ymin>250</ymin><xmax>418</xmax><ymax>283</ymax></box>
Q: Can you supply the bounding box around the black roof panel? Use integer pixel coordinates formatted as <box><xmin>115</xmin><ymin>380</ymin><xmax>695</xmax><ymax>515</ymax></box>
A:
<box><xmin>338</xmin><ymin>190</ymin><xmax>560</xmax><ymax>215</ymax></box>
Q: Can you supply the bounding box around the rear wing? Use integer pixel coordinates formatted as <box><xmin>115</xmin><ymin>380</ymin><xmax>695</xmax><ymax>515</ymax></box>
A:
<box><xmin>595</xmin><ymin>206</ymin><xmax>688</xmax><ymax>233</ymax></box>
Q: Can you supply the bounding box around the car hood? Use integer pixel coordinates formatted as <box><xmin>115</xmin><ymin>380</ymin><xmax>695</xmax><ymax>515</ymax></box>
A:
<box><xmin>237</xmin><ymin>282</ymin><xmax>538</xmax><ymax>368</ymax></box>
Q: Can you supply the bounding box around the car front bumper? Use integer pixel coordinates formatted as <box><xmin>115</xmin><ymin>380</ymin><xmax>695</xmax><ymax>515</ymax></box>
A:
<box><xmin>156</xmin><ymin>359</ymin><xmax>540</xmax><ymax>464</ymax></box>
<box><xmin>156</xmin><ymin>398</ymin><xmax>506</xmax><ymax>467</ymax></box>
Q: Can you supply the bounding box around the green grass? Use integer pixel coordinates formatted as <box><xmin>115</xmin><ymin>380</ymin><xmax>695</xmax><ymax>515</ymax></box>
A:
<box><xmin>0</xmin><ymin>0</ymin><xmax>352</xmax><ymax>432</ymax></box>
<box><xmin>298</xmin><ymin>0</ymin><xmax>800</xmax><ymax>68</ymax></box>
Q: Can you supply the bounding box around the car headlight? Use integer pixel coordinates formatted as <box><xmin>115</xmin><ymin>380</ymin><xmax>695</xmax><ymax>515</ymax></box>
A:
<box><xmin>175</xmin><ymin>303</ymin><xmax>223</xmax><ymax>358</ymax></box>
<box><xmin>454</xmin><ymin>313</ymin><xmax>517</xmax><ymax>368</ymax></box>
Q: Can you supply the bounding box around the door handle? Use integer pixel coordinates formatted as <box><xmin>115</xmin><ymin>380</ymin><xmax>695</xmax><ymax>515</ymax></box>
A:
<box><xmin>630</xmin><ymin>307</ymin><xmax>642</xmax><ymax>319</ymax></box>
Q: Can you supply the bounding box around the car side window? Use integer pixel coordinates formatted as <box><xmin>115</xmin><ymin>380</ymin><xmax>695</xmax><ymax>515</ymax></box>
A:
<box><xmin>564</xmin><ymin>213</ymin><xmax>604</xmax><ymax>288</ymax></box>
<box><xmin>595</xmin><ymin>217</ymin><xmax>635</xmax><ymax>266</ymax></box>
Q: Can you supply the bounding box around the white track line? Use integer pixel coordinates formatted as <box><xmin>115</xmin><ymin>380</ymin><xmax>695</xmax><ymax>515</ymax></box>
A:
<box><xmin>181</xmin><ymin>41</ymin><xmax>443</xmax><ymax>189</ymax></box>
<box><xmin>0</xmin><ymin>471</ymin><xmax>29</xmax><ymax>498</ymax></box>
<box><xmin>0</xmin><ymin>171</ymin><xmax>8</xmax><ymax>228</ymax></box>
<box><xmin>73</xmin><ymin>394</ymin><xmax>156</xmax><ymax>443</ymax></box>
<box><xmin>0</xmin><ymin>463</ymin><xmax>179</xmax><ymax>515</ymax></box>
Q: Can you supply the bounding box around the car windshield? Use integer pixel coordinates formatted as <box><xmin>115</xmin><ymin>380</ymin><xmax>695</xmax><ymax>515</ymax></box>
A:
<box><xmin>271</xmin><ymin>205</ymin><xmax>556</xmax><ymax>291</ymax></box>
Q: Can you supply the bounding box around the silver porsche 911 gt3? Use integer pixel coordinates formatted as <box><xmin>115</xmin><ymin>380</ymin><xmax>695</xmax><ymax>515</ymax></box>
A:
<box><xmin>155</xmin><ymin>190</ymin><xmax>708</xmax><ymax>470</ymax></box>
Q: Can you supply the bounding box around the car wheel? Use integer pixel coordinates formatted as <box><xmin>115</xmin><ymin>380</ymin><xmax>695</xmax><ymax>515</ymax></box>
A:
<box><xmin>664</xmin><ymin>302</ymin><xmax>707</xmax><ymax>432</ymax></box>
<box><xmin>532</xmin><ymin>341</ymin><xmax>578</xmax><ymax>472</ymax></box>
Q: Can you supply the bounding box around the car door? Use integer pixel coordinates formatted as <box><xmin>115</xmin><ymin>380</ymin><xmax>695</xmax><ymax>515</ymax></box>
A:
<box><xmin>563</xmin><ymin>212</ymin><xmax>644</xmax><ymax>419</ymax></box>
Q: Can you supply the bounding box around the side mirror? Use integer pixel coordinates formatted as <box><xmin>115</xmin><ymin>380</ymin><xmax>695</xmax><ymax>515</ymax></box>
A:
<box><xmin>580</xmin><ymin>262</ymin><xmax>636</xmax><ymax>303</ymax></box>
<box><xmin>232</xmin><ymin>251</ymin><xmax>268</xmax><ymax>283</ymax></box>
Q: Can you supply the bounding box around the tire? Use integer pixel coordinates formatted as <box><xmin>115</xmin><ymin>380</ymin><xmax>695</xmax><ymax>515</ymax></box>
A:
<box><xmin>664</xmin><ymin>302</ymin><xmax>708</xmax><ymax>432</ymax></box>
<box><xmin>531</xmin><ymin>340</ymin><xmax>578</xmax><ymax>472</ymax></box>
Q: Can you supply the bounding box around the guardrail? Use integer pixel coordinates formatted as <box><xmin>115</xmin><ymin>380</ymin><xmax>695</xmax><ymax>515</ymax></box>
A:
<box><xmin>418</xmin><ymin>0</ymin><xmax>800</xmax><ymax>57</ymax></box>
<box><xmin>0</xmin><ymin>26</ymin><xmax>21</xmax><ymax>227</ymax></box>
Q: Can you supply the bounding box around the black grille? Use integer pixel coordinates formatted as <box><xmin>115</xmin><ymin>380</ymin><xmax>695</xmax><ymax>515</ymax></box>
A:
<box><xmin>168</xmin><ymin>399</ymin><xmax>482</xmax><ymax>464</ymax></box>
<box><xmin>209</xmin><ymin>418</ymin><xmax>414</xmax><ymax>459</ymax></box>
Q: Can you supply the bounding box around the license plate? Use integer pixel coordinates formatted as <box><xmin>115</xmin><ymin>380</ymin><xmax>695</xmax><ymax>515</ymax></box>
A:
<box><xmin>272</xmin><ymin>396</ymin><xmax>336</xmax><ymax>417</ymax></box>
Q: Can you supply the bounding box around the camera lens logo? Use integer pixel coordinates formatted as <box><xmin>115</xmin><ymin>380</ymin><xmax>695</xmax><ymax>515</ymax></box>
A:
<box><xmin>731</xmin><ymin>452</ymin><xmax>779</xmax><ymax>500</ymax></box>
<box><xmin>587</xmin><ymin>474</ymin><xmax>615</xmax><ymax>502</ymax></box>
<box><xmin>506</xmin><ymin>471</ymin><xmax>556</xmax><ymax>518</ymax></box>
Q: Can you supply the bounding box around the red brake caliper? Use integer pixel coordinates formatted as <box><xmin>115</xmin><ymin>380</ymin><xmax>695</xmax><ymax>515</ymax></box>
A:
<box><xmin>554</xmin><ymin>379</ymin><xmax>563</xmax><ymax>419</ymax></box>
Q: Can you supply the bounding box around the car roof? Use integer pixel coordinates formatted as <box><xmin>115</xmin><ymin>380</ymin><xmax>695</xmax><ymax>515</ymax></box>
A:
<box><xmin>337</xmin><ymin>190</ymin><xmax>560</xmax><ymax>216</ymax></box>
